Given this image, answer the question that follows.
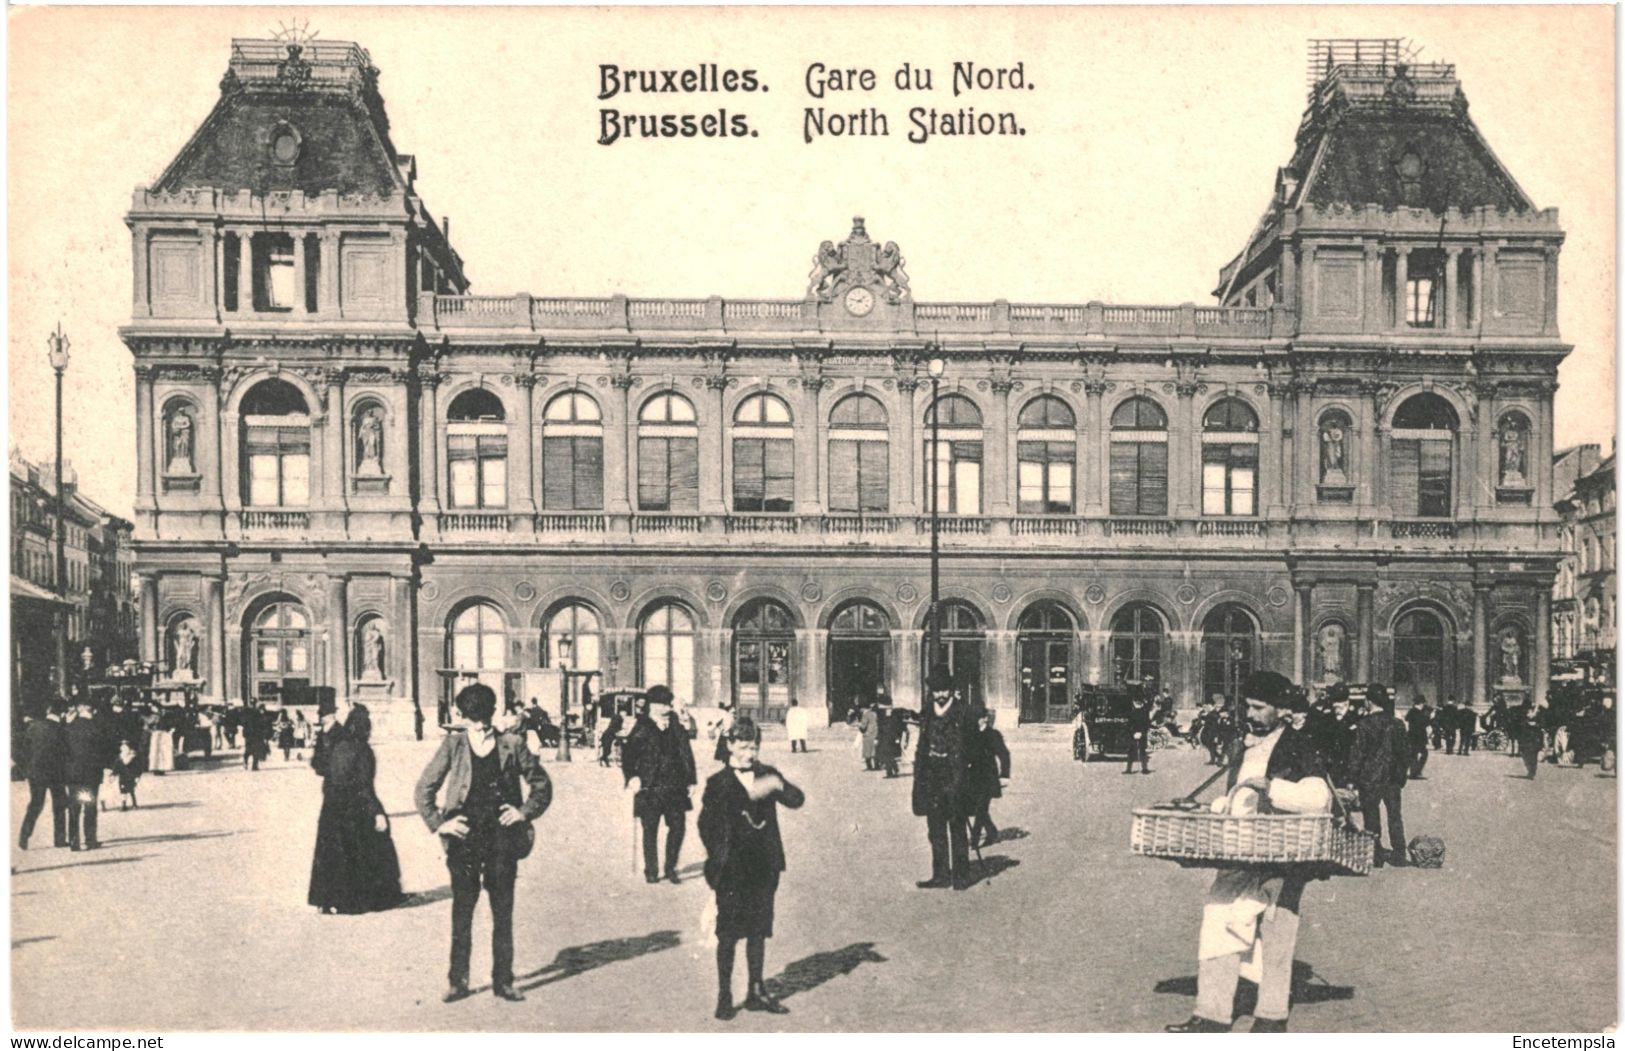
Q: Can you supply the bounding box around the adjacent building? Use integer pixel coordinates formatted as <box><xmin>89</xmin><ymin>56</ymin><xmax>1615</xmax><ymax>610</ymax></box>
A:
<box><xmin>124</xmin><ymin>38</ymin><xmax>1569</xmax><ymax>735</ymax></box>
<box><xmin>1553</xmin><ymin>443</ymin><xmax>1615</xmax><ymax>681</ymax></box>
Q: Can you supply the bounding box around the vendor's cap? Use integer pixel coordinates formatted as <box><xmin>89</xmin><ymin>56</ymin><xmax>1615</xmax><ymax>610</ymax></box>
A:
<box><xmin>726</xmin><ymin>716</ymin><xmax>760</xmax><ymax>743</ymax></box>
<box><xmin>645</xmin><ymin>684</ymin><xmax>674</xmax><ymax>708</ymax></box>
<box><xmin>926</xmin><ymin>665</ymin><xmax>954</xmax><ymax>691</ymax></box>
<box><xmin>1240</xmin><ymin>670</ymin><xmax>1295</xmax><ymax>708</ymax></box>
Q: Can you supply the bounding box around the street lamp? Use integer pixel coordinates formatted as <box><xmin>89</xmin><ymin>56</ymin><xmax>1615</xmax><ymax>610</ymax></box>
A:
<box><xmin>47</xmin><ymin>324</ymin><xmax>70</xmax><ymax>697</ymax></box>
<box><xmin>926</xmin><ymin>353</ymin><xmax>945</xmax><ymax>677</ymax></box>
<box><xmin>556</xmin><ymin>635</ymin><xmax>573</xmax><ymax>761</ymax></box>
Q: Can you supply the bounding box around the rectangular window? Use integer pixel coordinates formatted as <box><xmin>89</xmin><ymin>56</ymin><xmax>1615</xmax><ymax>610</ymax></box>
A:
<box><xmin>244</xmin><ymin>425</ymin><xmax>310</xmax><ymax>507</ymax></box>
<box><xmin>1418</xmin><ymin>439</ymin><xmax>1451</xmax><ymax>517</ymax></box>
<box><xmin>829</xmin><ymin>440</ymin><xmax>890</xmax><ymax>513</ymax></box>
<box><xmin>447</xmin><ymin>433</ymin><xmax>507</xmax><ymax>509</ymax></box>
<box><xmin>1110</xmin><ymin>442</ymin><xmax>1167</xmax><ymax>516</ymax></box>
<box><xmin>1017</xmin><ymin>441</ymin><xmax>1074</xmax><ymax>514</ymax></box>
<box><xmin>637</xmin><ymin>436</ymin><xmax>699</xmax><ymax>511</ymax></box>
<box><xmin>251</xmin><ymin>233</ymin><xmax>297</xmax><ymax>312</ymax></box>
<box><xmin>1406</xmin><ymin>272</ymin><xmax>1439</xmax><ymax>327</ymax></box>
<box><xmin>303</xmin><ymin>234</ymin><xmax>321</xmax><ymax>313</ymax></box>
<box><xmin>733</xmin><ymin>438</ymin><xmax>795</xmax><ymax>513</ymax></box>
<box><xmin>223</xmin><ymin>234</ymin><xmax>240</xmax><ymax>313</ymax></box>
<box><xmin>542</xmin><ymin>437</ymin><xmax>604</xmax><ymax>510</ymax></box>
<box><xmin>1202</xmin><ymin>444</ymin><xmax>1258</xmax><ymax>516</ymax></box>
<box><xmin>926</xmin><ymin>440</ymin><xmax>982</xmax><ymax>514</ymax></box>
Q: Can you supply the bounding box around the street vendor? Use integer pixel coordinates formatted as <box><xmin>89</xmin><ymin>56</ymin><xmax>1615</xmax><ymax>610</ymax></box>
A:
<box><xmin>1166</xmin><ymin>670</ymin><xmax>1331</xmax><ymax>1034</ymax></box>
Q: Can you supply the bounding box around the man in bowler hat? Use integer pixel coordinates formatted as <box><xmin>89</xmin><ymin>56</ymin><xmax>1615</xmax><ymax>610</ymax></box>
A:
<box><xmin>622</xmin><ymin>684</ymin><xmax>697</xmax><ymax>883</ymax></box>
<box><xmin>913</xmin><ymin>665</ymin><xmax>974</xmax><ymax>890</ymax></box>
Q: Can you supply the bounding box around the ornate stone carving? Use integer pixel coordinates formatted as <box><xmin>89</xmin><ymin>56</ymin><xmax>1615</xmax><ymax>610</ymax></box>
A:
<box><xmin>808</xmin><ymin>217</ymin><xmax>911</xmax><ymax>304</ymax></box>
<box><xmin>800</xmin><ymin>581</ymin><xmax>823</xmax><ymax>603</ymax></box>
<box><xmin>706</xmin><ymin>581</ymin><xmax>728</xmax><ymax>603</ymax></box>
<box><xmin>514</xmin><ymin>372</ymin><xmax>539</xmax><ymax>390</ymax></box>
<box><xmin>1266</xmin><ymin>585</ymin><xmax>1290</xmax><ymax>608</ymax></box>
<box><xmin>1084</xmin><ymin>584</ymin><xmax>1107</xmax><ymax>605</ymax></box>
<box><xmin>896</xmin><ymin>582</ymin><xmax>919</xmax><ymax>604</ymax></box>
<box><xmin>1175</xmin><ymin>584</ymin><xmax>1198</xmax><ymax>605</ymax></box>
<box><xmin>610</xmin><ymin>580</ymin><xmax>631</xmax><ymax>602</ymax></box>
<box><xmin>991</xmin><ymin>583</ymin><xmax>1013</xmax><ymax>604</ymax></box>
<box><xmin>1082</xmin><ymin>378</ymin><xmax>1114</xmax><ymax>397</ymax></box>
<box><xmin>514</xmin><ymin>581</ymin><xmax>537</xmax><ymax>602</ymax></box>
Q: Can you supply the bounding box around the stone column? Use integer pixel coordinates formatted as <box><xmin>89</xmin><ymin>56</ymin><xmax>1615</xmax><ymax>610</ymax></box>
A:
<box><xmin>795</xmin><ymin>380</ymin><xmax>825</xmax><ymax>513</ymax></box>
<box><xmin>1356</xmin><ymin>584</ymin><xmax>1375</xmax><ymax>681</ymax></box>
<box><xmin>1543</xmin><ymin>246</ymin><xmax>1560</xmax><ymax>337</ymax></box>
<box><xmin>1293</xmin><ymin>582</ymin><xmax>1312</xmax><ymax>683</ymax></box>
<box><xmin>1481</xmin><ymin>243</ymin><xmax>1500</xmax><ymax>332</ymax></box>
<box><xmin>1472</xmin><ymin>584</ymin><xmax>1490</xmax><ymax>708</ymax></box>
<box><xmin>607</xmin><ymin>376</ymin><xmax>633</xmax><ymax>513</ymax></box>
<box><xmin>1394</xmin><ymin>248</ymin><xmax>1410</xmax><ymax>330</ymax></box>
<box><xmin>510</xmin><ymin>374</ymin><xmax>537</xmax><ymax>515</ymax></box>
<box><xmin>203</xmin><ymin>369</ymin><xmax>224</xmax><ymax>515</ymax></box>
<box><xmin>1534</xmin><ymin>590</ymin><xmax>1552</xmax><ymax>709</ymax></box>
<box><xmin>987</xmin><ymin>629</ymin><xmax>1016</xmax><ymax>714</ymax></box>
<box><xmin>702</xmin><ymin>379</ymin><xmax>728</xmax><ymax>514</ymax></box>
<box><xmin>328</xmin><ymin>575</ymin><xmax>348</xmax><ymax>697</ymax></box>
<box><xmin>320</xmin><ymin>231</ymin><xmax>339</xmax><ymax>318</ymax></box>
<box><xmin>207</xmin><ymin>576</ymin><xmax>226</xmax><ymax>705</ymax></box>
<box><xmin>1301</xmin><ymin>242</ymin><xmax>1318</xmax><ymax>321</ymax></box>
<box><xmin>987</xmin><ymin>381</ymin><xmax>1014</xmax><ymax>516</ymax></box>
<box><xmin>894</xmin><ymin>380</ymin><xmax>919</xmax><ymax>514</ymax></box>
<box><xmin>325</xmin><ymin>377</ymin><xmax>346</xmax><ymax>513</ymax></box>
<box><xmin>801</xmin><ymin>629</ymin><xmax>828</xmax><ymax>724</ymax></box>
<box><xmin>1262</xmin><ymin>382</ymin><xmax>1285</xmax><ymax>517</ymax></box>
<box><xmin>138</xmin><ymin>574</ymin><xmax>158</xmax><ymax>663</ymax></box>
<box><xmin>135</xmin><ymin>366</ymin><xmax>156</xmax><ymax>512</ymax></box>
<box><xmin>1083</xmin><ymin>381</ymin><xmax>1107</xmax><ymax>516</ymax></box>
<box><xmin>1443</xmin><ymin>248</ymin><xmax>1461</xmax><ymax>331</ymax></box>
<box><xmin>895</xmin><ymin>629</ymin><xmax>922</xmax><ymax>709</ymax></box>
<box><xmin>1363</xmin><ymin>245</ymin><xmax>1384</xmax><ymax>331</ymax></box>
<box><xmin>292</xmin><ymin>234</ymin><xmax>308</xmax><ymax>315</ymax></box>
<box><xmin>417</xmin><ymin>370</ymin><xmax>442</xmax><ymax>519</ymax></box>
<box><xmin>237</xmin><ymin>231</ymin><xmax>254</xmax><ymax>313</ymax></box>
<box><xmin>1172</xmin><ymin>382</ymin><xmax>1198</xmax><ymax>517</ymax></box>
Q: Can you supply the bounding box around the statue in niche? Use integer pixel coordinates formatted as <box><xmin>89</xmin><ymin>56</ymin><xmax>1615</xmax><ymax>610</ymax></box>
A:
<box><xmin>1498</xmin><ymin>629</ymin><xmax>1523</xmax><ymax>684</ymax></box>
<box><xmin>1317</xmin><ymin>622</ymin><xmax>1346</xmax><ymax>681</ymax></box>
<box><xmin>167</xmin><ymin>409</ymin><xmax>194</xmax><ymax>474</ymax></box>
<box><xmin>356</xmin><ymin>409</ymin><xmax>384</xmax><ymax>475</ymax></box>
<box><xmin>360</xmin><ymin>621</ymin><xmax>385</xmax><ymax>680</ymax></box>
<box><xmin>1500</xmin><ymin>426</ymin><xmax>1528</xmax><ymax>487</ymax></box>
<box><xmin>1319</xmin><ymin>418</ymin><xmax>1348</xmax><ymax>484</ymax></box>
<box><xmin>171</xmin><ymin>618</ymin><xmax>200</xmax><ymax>679</ymax></box>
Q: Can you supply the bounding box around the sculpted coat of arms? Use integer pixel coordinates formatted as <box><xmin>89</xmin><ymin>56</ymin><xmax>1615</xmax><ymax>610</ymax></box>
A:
<box><xmin>808</xmin><ymin>217</ymin><xmax>912</xmax><ymax>304</ymax></box>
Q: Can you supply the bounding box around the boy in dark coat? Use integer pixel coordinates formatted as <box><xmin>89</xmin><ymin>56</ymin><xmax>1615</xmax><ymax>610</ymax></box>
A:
<box><xmin>913</xmin><ymin>665</ymin><xmax>974</xmax><ymax>890</ymax></box>
<box><xmin>699</xmin><ymin>716</ymin><xmax>804</xmax><ymax>1021</ymax></box>
<box><xmin>967</xmin><ymin>708</ymin><xmax>1011</xmax><ymax>848</ymax></box>
<box><xmin>621</xmin><ymin>684</ymin><xmax>697</xmax><ymax>884</ymax></box>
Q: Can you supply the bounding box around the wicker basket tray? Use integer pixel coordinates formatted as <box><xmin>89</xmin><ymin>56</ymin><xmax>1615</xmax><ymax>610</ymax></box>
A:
<box><xmin>1130</xmin><ymin>808</ymin><xmax>1376</xmax><ymax>876</ymax></box>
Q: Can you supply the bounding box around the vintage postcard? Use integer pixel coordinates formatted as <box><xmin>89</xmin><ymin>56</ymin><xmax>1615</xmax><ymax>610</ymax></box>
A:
<box><xmin>6</xmin><ymin>5</ymin><xmax>1616</xmax><ymax>1037</ymax></box>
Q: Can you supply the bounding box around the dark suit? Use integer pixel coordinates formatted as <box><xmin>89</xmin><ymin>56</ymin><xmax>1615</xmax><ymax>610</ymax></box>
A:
<box><xmin>19</xmin><ymin>717</ymin><xmax>68</xmax><ymax>848</ymax></box>
<box><xmin>1348</xmin><ymin>710</ymin><xmax>1408</xmax><ymax>862</ymax></box>
<box><xmin>1125</xmin><ymin>702</ymin><xmax>1152</xmax><ymax>772</ymax></box>
<box><xmin>912</xmin><ymin>696</ymin><xmax>973</xmax><ymax>884</ymax></box>
<box><xmin>621</xmin><ymin>715</ymin><xmax>697</xmax><ymax>879</ymax></box>
<box><xmin>967</xmin><ymin>726</ymin><xmax>1011</xmax><ymax>846</ymax></box>
<box><xmin>1405</xmin><ymin>705</ymin><xmax>1433</xmax><ymax>778</ymax></box>
<box><xmin>64</xmin><ymin>716</ymin><xmax>110</xmax><ymax>849</ymax></box>
<box><xmin>1456</xmin><ymin>706</ymin><xmax>1477</xmax><ymax>755</ymax></box>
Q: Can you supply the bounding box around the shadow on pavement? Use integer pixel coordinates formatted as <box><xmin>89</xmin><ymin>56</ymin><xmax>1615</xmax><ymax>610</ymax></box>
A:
<box><xmin>991</xmin><ymin>827</ymin><xmax>1030</xmax><ymax>843</ymax></box>
<box><xmin>964</xmin><ymin>855</ymin><xmax>1020</xmax><ymax>887</ymax></box>
<box><xmin>1154</xmin><ymin>960</ymin><xmax>1355</xmax><ymax>1011</ymax></box>
<box><xmin>12</xmin><ymin>936</ymin><xmax>57</xmax><ymax>949</ymax></box>
<box><xmin>764</xmin><ymin>942</ymin><xmax>887</xmax><ymax>1001</ymax></box>
<box><xmin>15</xmin><ymin>854</ymin><xmax>152</xmax><ymax>876</ymax></box>
<box><xmin>394</xmin><ymin>885</ymin><xmax>455</xmax><ymax>909</ymax></box>
<box><xmin>124</xmin><ymin>801</ymin><xmax>202</xmax><ymax>812</ymax></box>
<box><xmin>99</xmin><ymin>831</ymin><xmax>239</xmax><ymax>848</ymax></box>
<box><xmin>506</xmin><ymin>929</ymin><xmax>683</xmax><ymax>994</ymax></box>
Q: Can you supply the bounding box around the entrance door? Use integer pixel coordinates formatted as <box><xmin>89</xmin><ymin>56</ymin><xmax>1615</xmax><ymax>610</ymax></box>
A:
<box><xmin>733</xmin><ymin>599</ymin><xmax>795</xmax><ymax>724</ymax></box>
<box><xmin>922</xmin><ymin>601</ymin><xmax>986</xmax><ymax>708</ymax></box>
<box><xmin>828</xmin><ymin>640</ymin><xmax>886</xmax><ymax>722</ymax></box>
<box><xmin>1019</xmin><ymin>638</ymin><xmax>1072</xmax><ymax>723</ymax></box>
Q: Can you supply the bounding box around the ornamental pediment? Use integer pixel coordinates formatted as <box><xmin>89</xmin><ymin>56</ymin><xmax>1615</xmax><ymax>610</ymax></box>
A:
<box><xmin>808</xmin><ymin>217</ymin><xmax>912</xmax><ymax>307</ymax></box>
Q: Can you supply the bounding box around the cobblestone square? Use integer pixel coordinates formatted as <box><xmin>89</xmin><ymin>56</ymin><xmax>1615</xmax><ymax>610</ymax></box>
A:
<box><xmin>9</xmin><ymin>730</ymin><xmax>1616</xmax><ymax>1032</ymax></box>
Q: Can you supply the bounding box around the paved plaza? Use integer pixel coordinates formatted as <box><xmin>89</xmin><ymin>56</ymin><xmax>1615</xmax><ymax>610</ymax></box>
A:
<box><xmin>10</xmin><ymin>729</ymin><xmax>1617</xmax><ymax>1033</ymax></box>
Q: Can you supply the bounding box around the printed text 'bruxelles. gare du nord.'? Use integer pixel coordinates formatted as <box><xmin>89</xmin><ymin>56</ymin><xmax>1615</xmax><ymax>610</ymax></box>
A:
<box><xmin>595</xmin><ymin>60</ymin><xmax>1034</xmax><ymax>145</ymax></box>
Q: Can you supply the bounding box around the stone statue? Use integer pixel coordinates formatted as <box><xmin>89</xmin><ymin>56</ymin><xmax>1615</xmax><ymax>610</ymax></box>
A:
<box><xmin>168</xmin><ymin>410</ymin><xmax>194</xmax><ymax>473</ymax></box>
<box><xmin>1320</xmin><ymin>421</ymin><xmax>1347</xmax><ymax>482</ymax></box>
<box><xmin>1318</xmin><ymin>622</ymin><xmax>1345</xmax><ymax>680</ymax></box>
<box><xmin>356</xmin><ymin>409</ymin><xmax>384</xmax><ymax>475</ymax></box>
<box><xmin>361</xmin><ymin>621</ymin><xmax>385</xmax><ymax>680</ymax></box>
<box><xmin>172</xmin><ymin>618</ymin><xmax>199</xmax><ymax>678</ymax></box>
<box><xmin>1500</xmin><ymin>426</ymin><xmax>1527</xmax><ymax>486</ymax></box>
<box><xmin>1499</xmin><ymin>630</ymin><xmax>1522</xmax><ymax>683</ymax></box>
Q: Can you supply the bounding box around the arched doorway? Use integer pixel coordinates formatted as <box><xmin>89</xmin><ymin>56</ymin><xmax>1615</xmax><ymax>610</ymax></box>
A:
<box><xmin>246</xmin><ymin>598</ymin><xmax>312</xmax><ymax>704</ymax></box>
<box><xmin>1110</xmin><ymin>603</ymin><xmax>1166</xmax><ymax>689</ymax></box>
<box><xmin>1394</xmin><ymin>608</ymin><xmax>1449</xmax><ymax>707</ymax></box>
<box><xmin>827</xmin><ymin>600</ymin><xmax>891</xmax><ymax>722</ymax></box>
<box><xmin>922</xmin><ymin>600</ymin><xmax>985</xmax><ymax>707</ymax></box>
<box><xmin>1201</xmin><ymin>604</ymin><xmax>1258</xmax><ymax>706</ymax></box>
<box><xmin>1018</xmin><ymin>602</ymin><xmax>1076</xmax><ymax>723</ymax></box>
<box><xmin>733</xmin><ymin>599</ymin><xmax>795</xmax><ymax>723</ymax></box>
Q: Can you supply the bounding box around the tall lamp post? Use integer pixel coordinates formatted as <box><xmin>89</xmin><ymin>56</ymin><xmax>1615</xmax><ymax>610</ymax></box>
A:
<box><xmin>47</xmin><ymin>324</ymin><xmax>71</xmax><ymax>697</ymax></box>
<box><xmin>926</xmin><ymin>354</ymin><xmax>945</xmax><ymax>676</ymax></box>
<box><xmin>555</xmin><ymin>636</ymin><xmax>573</xmax><ymax>761</ymax></box>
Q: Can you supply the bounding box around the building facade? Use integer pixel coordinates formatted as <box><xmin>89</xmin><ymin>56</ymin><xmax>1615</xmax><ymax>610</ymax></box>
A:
<box><xmin>125</xmin><ymin>39</ymin><xmax>1569</xmax><ymax>734</ymax></box>
<box><xmin>1554</xmin><ymin>445</ymin><xmax>1615</xmax><ymax>680</ymax></box>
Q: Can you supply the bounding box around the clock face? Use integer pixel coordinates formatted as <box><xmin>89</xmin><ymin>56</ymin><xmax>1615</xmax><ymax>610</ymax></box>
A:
<box><xmin>844</xmin><ymin>287</ymin><xmax>875</xmax><ymax>317</ymax></box>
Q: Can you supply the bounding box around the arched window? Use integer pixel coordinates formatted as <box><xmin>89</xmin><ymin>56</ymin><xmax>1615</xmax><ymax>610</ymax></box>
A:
<box><xmin>1017</xmin><ymin>396</ymin><xmax>1077</xmax><ymax>515</ymax></box>
<box><xmin>922</xmin><ymin>600</ymin><xmax>986</xmax><ymax>706</ymax></box>
<box><xmin>446</xmin><ymin>389</ymin><xmax>507</xmax><ymax>509</ymax></box>
<box><xmin>638</xmin><ymin>392</ymin><xmax>699</xmax><ymax>512</ymax></box>
<box><xmin>640</xmin><ymin>602</ymin><xmax>696</xmax><ymax>701</ymax></box>
<box><xmin>1017</xmin><ymin>601</ymin><xmax>1077</xmax><ymax>723</ymax></box>
<box><xmin>1392</xmin><ymin>393</ymin><xmax>1457</xmax><ymax>518</ymax></box>
<box><xmin>925</xmin><ymin>395</ymin><xmax>983</xmax><ymax>515</ymax></box>
<box><xmin>1110</xmin><ymin>397</ymin><xmax>1168</xmax><ymax>516</ymax></box>
<box><xmin>1496</xmin><ymin>411</ymin><xmax>1532</xmax><ymax>499</ymax></box>
<box><xmin>248</xmin><ymin>599</ymin><xmax>310</xmax><ymax>702</ymax></box>
<box><xmin>1202</xmin><ymin>399</ymin><xmax>1259</xmax><ymax>517</ymax></box>
<box><xmin>543</xmin><ymin>602</ymin><xmax>600</xmax><ymax>672</ymax></box>
<box><xmin>450</xmin><ymin>602</ymin><xmax>508</xmax><ymax>672</ymax></box>
<box><xmin>734</xmin><ymin>598</ymin><xmax>796</xmax><ymax>719</ymax></box>
<box><xmin>240</xmin><ymin>379</ymin><xmax>311</xmax><ymax>507</ymax></box>
<box><xmin>1110</xmin><ymin>602</ymin><xmax>1165</xmax><ymax>686</ymax></box>
<box><xmin>1394</xmin><ymin>608</ymin><xmax>1448</xmax><ymax>706</ymax></box>
<box><xmin>542</xmin><ymin>391</ymin><xmax>603</xmax><ymax>511</ymax></box>
<box><xmin>829</xmin><ymin>394</ymin><xmax>889</xmax><ymax>513</ymax></box>
<box><xmin>1317</xmin><ymin>409</ymin><xmax>1354</xmax><ymax>495</ymax></box>
<box><xmin>1202</xmin><ymin>605</ymin><xmax>1258</xmax><ymax>703</ymax></box>
<box><xmin>732</xmin><ymin>393</ymin><xmax>795</xmax><ymax>513</ymax></box>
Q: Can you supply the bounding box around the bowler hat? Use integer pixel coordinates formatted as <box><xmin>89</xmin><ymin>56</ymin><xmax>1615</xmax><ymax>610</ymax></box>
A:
<box><xmin>645</xmin><ymin>684</ymin><xmax>674</xmax><ymax>708</ymax></box>
<box><xmin>926</xmin><ymin>665</ymin><xmax>953</xmax><ymax>691</ymax></box>
<box><xmin>1240</xmin><ymin>670</ymin><xmax>1294</xmax><ymax>707</ymax></box>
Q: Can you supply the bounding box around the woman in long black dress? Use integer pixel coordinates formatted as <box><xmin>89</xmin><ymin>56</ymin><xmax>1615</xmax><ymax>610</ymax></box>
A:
<box><xmin>308</xmin><ymin>704</ymin><xmax>404</xmax><ymax>914</ymax></box>
<box><xmin>699</xmin><ymin>716</ymin><xmax>804</xmax><ymax>1021</ymax></box>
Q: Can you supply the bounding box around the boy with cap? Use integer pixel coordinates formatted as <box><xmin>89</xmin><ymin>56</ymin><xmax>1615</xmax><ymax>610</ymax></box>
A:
<box><xmin>700</xmin><ymin>716</ymin><xmax>805</xmax><ymax>1020</ymax></box>
<box><xmin>622</xmin><ymin>684</ymin><xmax>698</xmax><ymax>883</ymax></box>
<box><xmin>1167</xmin><ymin>670</ymin><xmax>1331</xmax><ymax>1034</ymax></box>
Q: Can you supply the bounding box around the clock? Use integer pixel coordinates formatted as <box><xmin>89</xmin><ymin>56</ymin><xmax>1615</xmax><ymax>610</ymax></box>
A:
<box><xmin>844</xmin><ymin>287</ymin><xmax>875</xmax><ymax>317</ymax></box>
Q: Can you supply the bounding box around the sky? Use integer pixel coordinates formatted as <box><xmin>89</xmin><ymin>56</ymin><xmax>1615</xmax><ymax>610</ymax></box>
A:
<box><xmin>8</xmin><ymin>5</ymin><xmax>1616</xmax><ymax>520</ymax></box>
